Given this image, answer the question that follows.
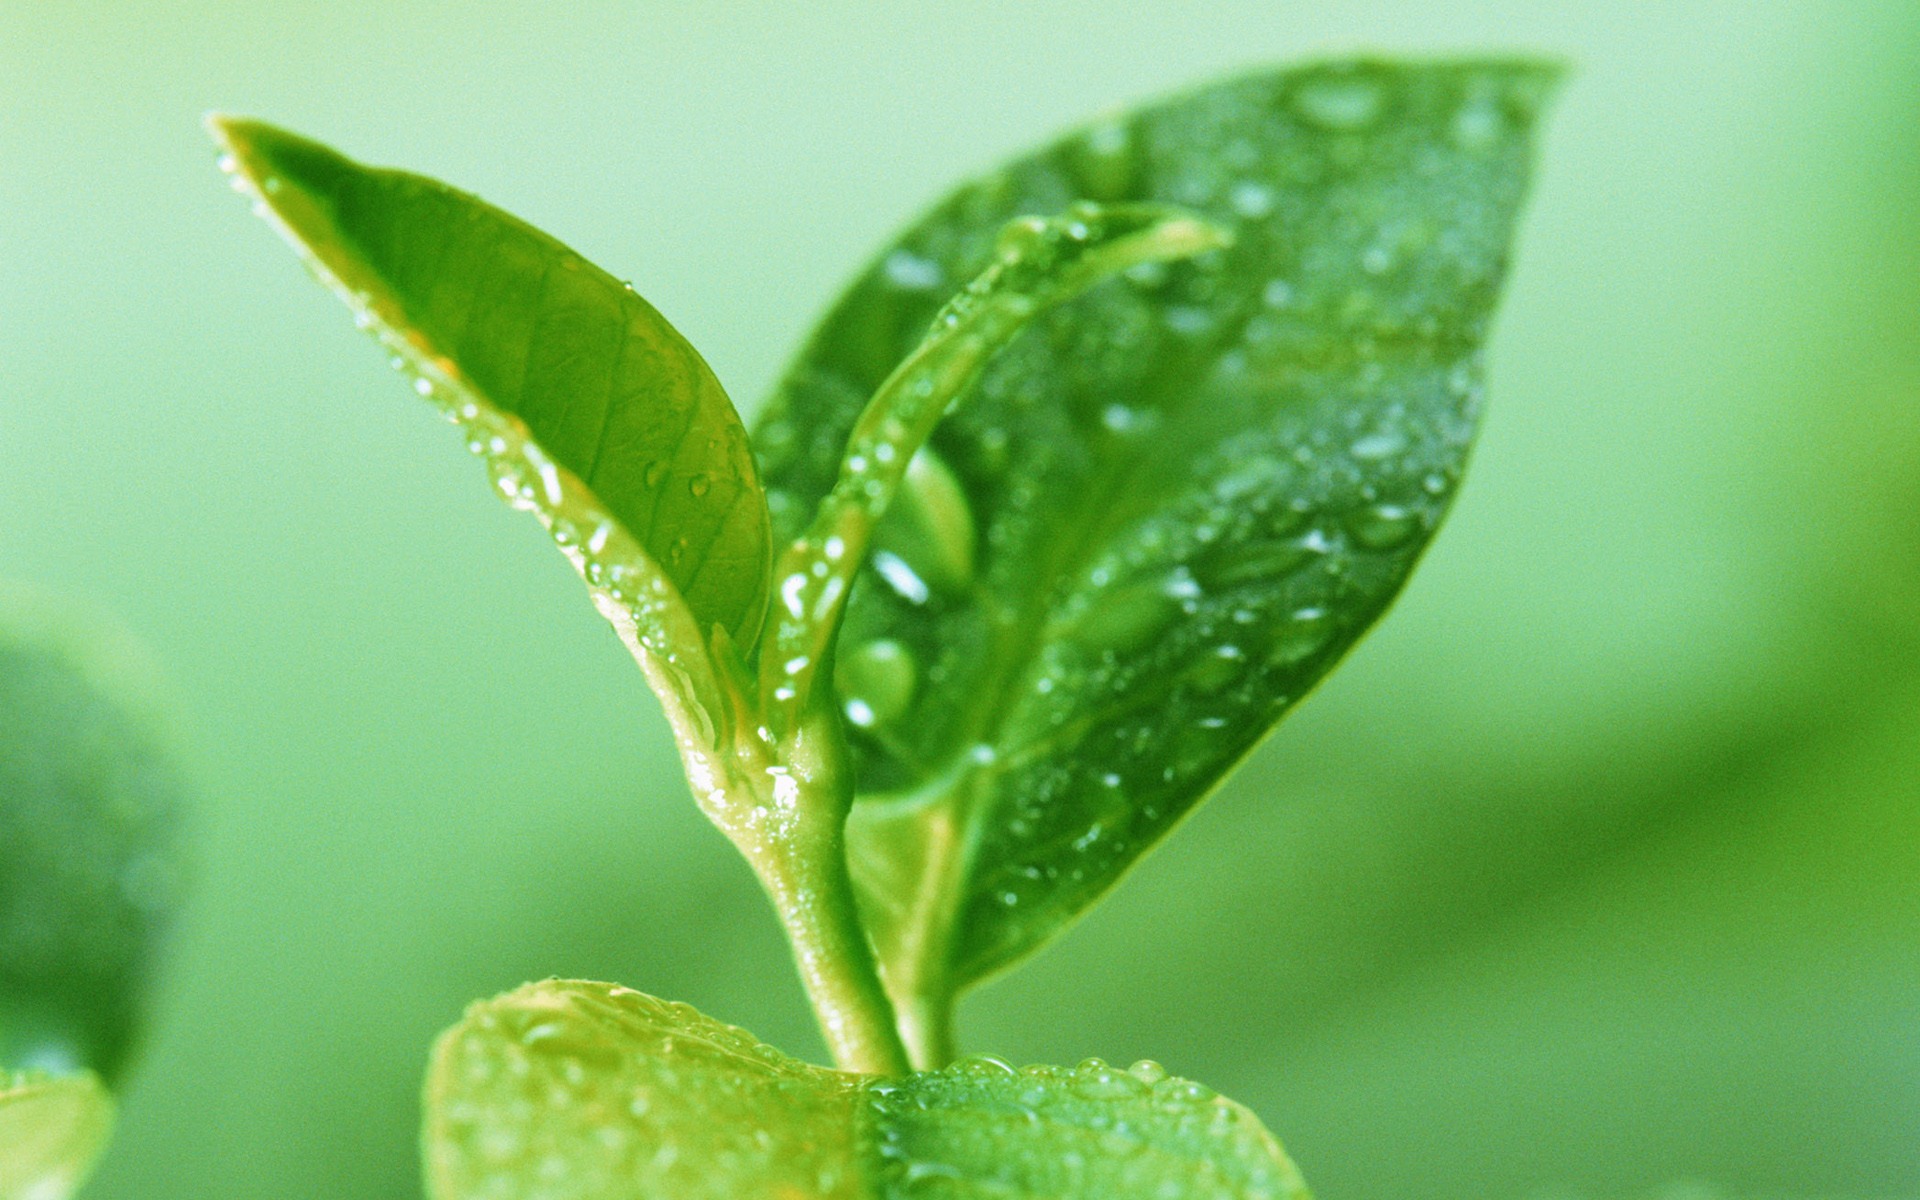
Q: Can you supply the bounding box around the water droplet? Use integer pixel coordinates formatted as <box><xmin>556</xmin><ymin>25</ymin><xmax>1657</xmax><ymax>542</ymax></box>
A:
<box><xmin>1073</xmin><ymin>1062</ymin><xmax>1147</xmax><ymax>1101</ymax></box>
<box><xmin>1194</xmin><ymin>534</ymin><xmax>1322</xmax><ymax>590</ymax></box>
<box><xmin>1228</xmin><ymin>181</ymin><xmax>1275</xmax><ymax>219</ymax></box>
<box><xmin>1128</xmin><ymin>1059</ymin><xmax>1169</xmax><ymax>1085</ymax></box>
<box><xmin>1163</xmin><ymin>305</ymin><xmax>1214</xmax><ymax>337</ymax></box>
<box><xmin>1350</xmin><ymin>429</ymin><xmax>1408</xmax><ymax>460</ymax></box>
<box><xmin>882</xmin><ymin>249</ymin><xmax>944</xmax><ymax>291</ymax></box>
<box><xmin>1451</xmin><ymin>96</ymin><xmax>1506</xmax><ymax>152</ymax></box>
<box><xmin>1061</xmin><ymin>577</ymin><xmax>1178</xmax><ymax>654</ymax></box>
<box><xmin>835</xmin><ymin>639</ymin><xmax>916</xmax><ymax>729</ymax></box>
<box><xmin>1347</xmin><ymin>503</ymin><xmax>1421</xmax><ymax>550</ymax></box>
<box><xmin>874</xmin><ymin>448</ymin><xmax>977</xmax><ymax>593</ymax></box>
<box><xmin>871</xmin><ymin>550</ymin><xmax>931</xmax><ymax>605</ymax></box>
<box><xmin>959</xmin><ymin>1053</ymin><xmax>1017</xmax><ymax>1077</ymax></box>
<box><xmin>688</xmin><ymin>473</ymin><xmax>712</xmax><ymax>498</ymax></box>
<box><xmin>1184</xmin><ymin>643</ymin><xmax>1246</xmax><ymax>694</ymax></box>
<box><xmin>1291</xmin><ymin>74</ymin><xmax>1385</xmax><ymax>131</ymax></box>
<box><xmin>643</xmin><ymin>461</ymin><xmax>668</xmax><ymax>488</ymax></box>
<box><xmin>1267</xmin><ymin>608</ymin><xmax>1336</xmax><ymax>668</ymax></box>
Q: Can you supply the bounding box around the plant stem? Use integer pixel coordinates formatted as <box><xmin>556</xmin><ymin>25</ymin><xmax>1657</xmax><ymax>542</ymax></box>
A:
<box><xmin>689</xmin><ymin>697</ymin><xmax>910</xmax><ymax>1077</ymax></box>
<box><xmin>757</xmin><ymin>813</ymin><xmax>911</xmax><ymax>1077</ymax></box>
<box><xmin>895</xmin><ymin>987</ymin><xmax>957</xmax><ymax>1072</ymax></box>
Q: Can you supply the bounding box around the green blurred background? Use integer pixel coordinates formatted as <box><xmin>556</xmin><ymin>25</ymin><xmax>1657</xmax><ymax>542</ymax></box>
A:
<box><xmin>3</xmin><ymin>2</ymin><xmax>1916</xmax><ymax>1197</ymax></box>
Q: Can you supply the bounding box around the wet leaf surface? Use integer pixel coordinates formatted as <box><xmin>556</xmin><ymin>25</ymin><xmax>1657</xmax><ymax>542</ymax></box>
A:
<box><xmin>425</xmin><ymin>979</ymin><xmax>1307</xmax><ymax>1200</ymax></box>
<box><xmin>213</xmin><ymin>119</ymin><xmax>772</xmax><ymax>725</ymax></box>
<box><xmin>752</xmin><ymin>59</ymin><xmax>1561</xmax><ymax>1002</ymax></box>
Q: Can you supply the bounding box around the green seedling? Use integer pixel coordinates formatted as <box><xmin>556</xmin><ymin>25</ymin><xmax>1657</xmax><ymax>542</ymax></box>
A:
<box><xmin>212</xmin><ymin>57</ymin><xmax>1557</xmax><ymax>1197</ymax></box>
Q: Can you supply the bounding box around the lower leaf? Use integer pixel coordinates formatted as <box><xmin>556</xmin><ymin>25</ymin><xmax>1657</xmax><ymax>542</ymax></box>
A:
<box><xmin>0</xmin><ymin>1069</ymin><xmax>115</xmax><ymax>1200</ymax></box>
<box><xmin>425</xmin><ymin>980</ymin><xmax>1308</xmax><ymax>1200</ymax></box>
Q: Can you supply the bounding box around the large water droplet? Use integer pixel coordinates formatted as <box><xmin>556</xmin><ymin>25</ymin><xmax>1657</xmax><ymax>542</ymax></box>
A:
<box><xmin>1194</xmin><ymin>534</ymin><xmax>1322</xmax><ymax>590</ymax></box>
<box><xmin>1184</xmin><ymin>643</ymin><xmax>1246</xmax><ymax>694</ymax></box>
<box><xmin>1346</xmin><ymin>503</ymin><xmax>1421</xmax><ymax>550</ymax></box>
<box><xmin>1350</xmin><ymin>428</ymin><xmax>1408</xmax><ymax>460</ymax></box>
<box><xmin>871</xmin><ymin>551</ymin><xmax>931</xmax><ymax>605</ymax></box>
<box><xmin>836</xmin><ymin>639</ymin><xmax>917</xmax><ymax>729</ymax></box>
<box><xmin>1267</xmin><ymin>608</ymin><xmax>1335</xmax><ymax>668</ymax></box>
<box><xmin>1062</xmin><ymin>576</ymin><xmax>1181</xmax><ymax>655</ymax></box>
<box><xmin>881</xmin><ymin>448</ymin><xmax>977</xmax><ymax>592</ymax></box>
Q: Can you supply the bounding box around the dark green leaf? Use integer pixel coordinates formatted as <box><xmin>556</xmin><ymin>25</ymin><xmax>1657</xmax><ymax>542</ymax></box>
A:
<box><xmin>751</xmin><ymin>60</ymin><xmax>1560</xmax><ymax>1008</ymax></box>
<box><xmin>424</xmin><ymin>979</ymin><xmax>1307</xmax><ymax>1200</ymax></box>
<box><xmin>0</xmin><ymin>1069</ymin><xmax>115</xmax><ymax>1200</ymax></box>
<box><xmin>763</xmin><ymin>203</ymin><xmax>1230</xmax><ymax>728</ymax></box>
<box><xmin>212</xmin><ymin>119</ymin><xmax>772</xmax><ymax>728</ymax></box>
<box><xmin>0</xmin><ymin>597</ymin><xmax>189</xmax><ymax>1083</ymax></box>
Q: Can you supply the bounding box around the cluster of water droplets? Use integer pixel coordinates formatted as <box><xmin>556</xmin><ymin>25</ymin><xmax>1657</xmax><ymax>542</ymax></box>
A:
<box><xmin>433</xmin><ymin>982</ymin><xmax>861</xmax><ymax>1200</ymax></box>
<box><xmin>863</xmin><ymin>1054</ymin><xmax>1304</xmax><ymax>1199</ymax></box>
<box><xmin>755</xmin><ymin>61</ymin><xmax>1546</xmax><ymax>976</ymax></box>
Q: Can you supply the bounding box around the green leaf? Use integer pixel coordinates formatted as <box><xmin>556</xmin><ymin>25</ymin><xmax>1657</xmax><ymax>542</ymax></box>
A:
<box><xmin>211</xmin><ymin>118</ymin><xmax>772</xmax><ymax>735</ymax></box>
<box><xmin>424</xmin><ymin>979</ymin><xmax>1308</xmax><ymax>1200</ymax></box>
<box><xmin>762</xmin><ymin>203</ymin><xmax>1230</xmax><ymax>729</ymax></box>
<box><xmin>751</xmin><ymin>59</ymin><xmax>1561</xmax><ymax>1026</ymax></box>
<box><xmin>0</xmin><ymin>594</ymin><xmax>189</xmax><ymax>1083</ymax></box>
<box><xmin>0</xmin><ymin>1070</ymin><xmax>115</xmax><ymax>1200</ymax></box>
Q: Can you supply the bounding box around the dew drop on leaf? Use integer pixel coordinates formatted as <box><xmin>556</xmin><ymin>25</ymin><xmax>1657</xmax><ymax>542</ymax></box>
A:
<box><xmin>835</xmin><ymin>639</ymin><xmax>917</xmax><ymax>730</ymax></box>
<box><xmin>1266</xmin><ymin>608</ymin><xmax>1336</xmax><ymax>668</ymax></box>
<box><xmin>1345</xmin><ymin>503</ymin><xmax>1422</xmax><ymax>550</ymax></box>
<box><xmin>1290</xmin><ymin>74</ymin><xmax>1385</xmax><ymax>131</ymax></box>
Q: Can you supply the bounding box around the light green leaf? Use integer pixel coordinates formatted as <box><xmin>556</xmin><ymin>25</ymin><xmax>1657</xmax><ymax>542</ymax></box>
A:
<box><xmin>1</xmin><ymin>594</ymin><xmax>189</xmax><ymax>1083</ymax></box>
<box><xmin>424</xmin><ymin>979</ymin><xmax>1308</xmax><ymax>1200</ymax></box>
<box><xmin>0</xmin><ymin>1069</ymin><xmax>115</xmax><ymax>1200</ymax></box>
<box><xmin>211</xmin><ymin>119</ymin><xmax>772</xmax><ymax>734</ymax></box>
<box><xmin>751</xmin><ymin>59</ymin><xmax>1561</xmax><ymax>1033</ymax></box>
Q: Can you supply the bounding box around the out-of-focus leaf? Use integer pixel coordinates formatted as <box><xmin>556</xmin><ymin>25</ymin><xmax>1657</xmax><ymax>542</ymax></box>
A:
<box><xmin>424</xmin><ymin>979</ymin><xmax>1307</xmax><ymax>1200</ymax></box>
<box><xmin>211</xmin><ymin>119</ymin><xmax>772</xmax><ymax>733</ymax></box>
<box><xmin>0</xmin><ymin>1069</ymin><xmax>114</xmax><ymax>1200</ymax></box>
<box><xmin>0</xmin><ymin>599</ymin><xmax>188</xmax><ymax>1082</ymax></box>
<box><xmin>751</xmin><ymin>60</ymin><xmax>1560</xmax><ymax>1012</ymax></box>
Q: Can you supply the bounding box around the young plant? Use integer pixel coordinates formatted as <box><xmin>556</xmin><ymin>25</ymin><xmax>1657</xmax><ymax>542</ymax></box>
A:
<box><xmin>213</xmin><ymin>57</ymin><xmax>1556</xmax><ymax>1198</ymax></box>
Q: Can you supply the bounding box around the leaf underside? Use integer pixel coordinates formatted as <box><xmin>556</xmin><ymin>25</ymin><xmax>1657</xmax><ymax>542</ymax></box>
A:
<box><xmin>753</xmin><ymin>59</ymin><xmax>1561</xmax><ymax>997</ymax></box>
<box><xmin>0</xmin><ymin>1069</ymin><xmax>115</xmax><ymax>1200</ymax></box>
<box><xmin>425</xmin><ymin>979</ymin><xmax>1307</xmax><ymax>1200</ymax></box>
<box><xmin>212</xmin><ymin>119</ymin><xmax>772</xmax><ymax>668</ymax></box>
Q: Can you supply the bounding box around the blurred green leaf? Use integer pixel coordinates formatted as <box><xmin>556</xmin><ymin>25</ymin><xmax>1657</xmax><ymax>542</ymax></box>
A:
<box><xmin>0</xmin><ymin>599</ymin><xmax>188</xmax><ymax>1083</ymax></box>
<box><xmin>424</xmin><ymin>979</ymin><xmax>1306</xmax><ymax>1200</ymax></box>
<box><xmin>211</xmin><ymin>118</ymin><xmax>773</xmax><ymax>728</ymax></box>
<box><xmin>751</xmin><ymin>60</ymin><xmax>1560</xmax><ymax>1020</ymax></box>
<box><xmin>0</xmin><ymin>1069</ymin><xmax>114</xmax><ymax>1200</ymax></box>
